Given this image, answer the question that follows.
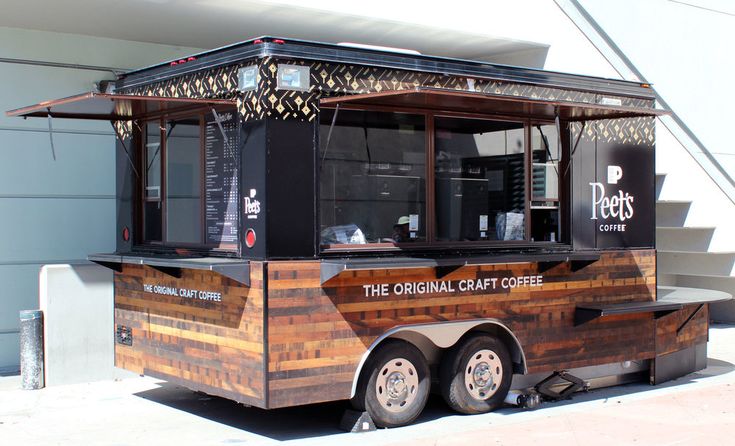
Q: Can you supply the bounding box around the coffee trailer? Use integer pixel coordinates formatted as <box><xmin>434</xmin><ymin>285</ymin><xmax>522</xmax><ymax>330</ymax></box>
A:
<box><xmin>8</xmin><ymin>37</ymin><xmax>731</xmax><ymax>428</ymax></box>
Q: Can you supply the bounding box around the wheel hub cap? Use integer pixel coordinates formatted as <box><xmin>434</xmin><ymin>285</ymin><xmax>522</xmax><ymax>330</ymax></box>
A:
<box><xmin>376</xmin><ymin>358</ymin><xmax>419</xmax><ymax>413</ymax></box>
<box><xmin>464</xmin><ymin>349</ymin><xmax>503</xmax><ymax>400</ymax></box>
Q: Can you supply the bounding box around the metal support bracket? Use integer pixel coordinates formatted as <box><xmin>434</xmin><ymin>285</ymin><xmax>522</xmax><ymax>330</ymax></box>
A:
<box><xmin>538</xmin><ymin>260</ymin><xmax>565</xmax><ymax>273</ymax></box>
<box><xmin>534</xmin><ymin>370</ymin><xmax>588</xmax><ymax>401</ymax></box>
<box><xmin>570</xmin><ymin>258</ymin><xmax>596</xmax><ymax>272</ymax></box>
<box><xmin>435</xmin><ymin>263</ymin><xmax>464</xmax><ymax>279</ymax></box>
<box><xmin>321</xmin><ymin>103</ymin><xmax>340</xmax><ymax>164</ymax></box>
<box><xmin>47</xmin><ymin>110</ymin><xmax>56</xmax><ymax>160</ymax></box>
<box><xmin>677</xmin><ymin>304</ymin><xmax>704</xmax><ymax>336</ymax></box>
<box><xmin>90</xmin><ymin>260</ymin><xmax>123</xmax><ymax>273</ymax></box>
<box><xmin>149</xmin><ymin>265</ymin><xmax>182</xmax><ymax>279</ymax></box>
<box><xmin>110</xmin><ymin>121</ymin><xmax>140</xmax><ymax>179</ymax></box>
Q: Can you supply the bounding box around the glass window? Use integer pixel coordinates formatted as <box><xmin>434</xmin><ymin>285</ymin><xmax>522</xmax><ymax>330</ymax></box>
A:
<box><xmin>319</xmin><ymin>109</ymin><xmax>426</xmax><ymax>245</ymax></box>
<box><xmin>144</xmin><ymin>122</ymin><xmax>162</xmax><ymax>242</ymax></box>
<box><xmin>531</xmin><ymin>124</ymin><xmax>561</xmax><ymax>242</ymax></box>
<box><xmin>165</xmin><ymin>117</ymin><xmax>202</xmax><ymax>244</ymax></box>
<box><xmin>434</xmin><ymin>117</ymin><xmax>525</xmax><ymax>242</ymax></box>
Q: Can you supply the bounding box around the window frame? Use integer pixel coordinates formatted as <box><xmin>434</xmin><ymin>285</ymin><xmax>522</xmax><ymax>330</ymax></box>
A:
<box><xmin>318</xmin><ymin>104</ymin><xmax>568</xmax><ymax>254</ymax></box>
<box><xmin>133</xmin><ymin>106</ymin><xmax>240</xmax><ymax>256</ymax></box>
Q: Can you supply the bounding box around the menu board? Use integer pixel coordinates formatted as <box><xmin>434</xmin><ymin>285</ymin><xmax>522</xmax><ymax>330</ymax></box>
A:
<box><xmin>204</xmin><ymin>111</ymin><xmax>240</xmax><ymax>248</ymax></box>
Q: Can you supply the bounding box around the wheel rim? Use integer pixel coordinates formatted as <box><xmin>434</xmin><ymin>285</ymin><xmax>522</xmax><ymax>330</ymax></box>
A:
<box><xmin>463</xmin><ymin>349</ymin><xmax>503</xmax><ymax>401</ymax></box>
<box><xmin>375</xmin><ymin>357</ymin><xmax>419</xmax><ymax>413</ymax></box>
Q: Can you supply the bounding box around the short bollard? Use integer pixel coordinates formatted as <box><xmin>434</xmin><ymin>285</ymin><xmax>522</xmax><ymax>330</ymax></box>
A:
<box><xmin>19</xmin><ymin>310</ymin><xmax>44</xmax><ymax>390</ymax></box>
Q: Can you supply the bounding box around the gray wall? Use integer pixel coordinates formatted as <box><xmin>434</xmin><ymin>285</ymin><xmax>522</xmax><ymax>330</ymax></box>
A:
<box><xmin>0</xmin><ymin>26</ymin><xmax>201</xmax><ymax>372</ymax></box>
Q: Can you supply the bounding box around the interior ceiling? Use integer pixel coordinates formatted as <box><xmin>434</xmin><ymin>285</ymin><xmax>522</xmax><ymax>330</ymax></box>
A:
<box><xmin>0</xmin><ymin>0</ymin><xmax>549</xmax><ymax>67</ymax></box>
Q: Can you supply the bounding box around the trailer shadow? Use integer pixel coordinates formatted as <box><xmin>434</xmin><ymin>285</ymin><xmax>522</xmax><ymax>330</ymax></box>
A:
<box><xmin>132</xmin><ymin>354</ymin><xmax>733</xmax><ymax>441</ymax></box>
<box><xmin>133</xmin><ymin>383</ymin><xmax>458</xmax><ymax>441</ymax></box>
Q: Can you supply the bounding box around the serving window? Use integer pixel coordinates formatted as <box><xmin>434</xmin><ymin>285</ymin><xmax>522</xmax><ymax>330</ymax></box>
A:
<box><xmin>136</xmin><ymin>107</ymin><xmax>240</xmax><ymax>254</ymax></box>
<box><xmin>319</xmin><ymin>109</ymin><xmax>426</xmax><ymax>245</ymax></box>
<box><xmin>319</xmin><ymin>108</ymin><xmax>566</xmax><ymax>250</ymax></box>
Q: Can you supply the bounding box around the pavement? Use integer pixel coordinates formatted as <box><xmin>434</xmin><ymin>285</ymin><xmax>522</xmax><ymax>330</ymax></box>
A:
<box><xmin>1</xmin><ymin>324</ymin><xmax>734</xmax><ymax>446</ymax></box>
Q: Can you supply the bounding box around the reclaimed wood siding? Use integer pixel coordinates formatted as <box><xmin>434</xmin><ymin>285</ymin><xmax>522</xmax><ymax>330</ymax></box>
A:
<box><xmin>114</xmin><ymin>262</ymin><xmax>266</xmax><ymax>407</ymax></box>
<box><xmin>266</xmin><ymin>249</ymin><xmax>656</xmax><ymax>408</ymax></box>
<box><xmin>655</xmin><ymin>304</ymin><xmax>709</xmax><ymax>357</ymax></box>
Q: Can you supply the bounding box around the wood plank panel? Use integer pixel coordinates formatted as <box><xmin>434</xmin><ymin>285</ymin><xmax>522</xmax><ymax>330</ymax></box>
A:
<box><xmin>655</xmin><ymin>304</ymin><xmax>709</xmax><ymax>356</ymax></box>
<box><xmin>266</xmin><ymin>250</ymin><xmax>658</xmax><ymax>408</ymax></box>
<box><xmin>114</xmin><ymin>262</ymin><xmax>266</xmax><ymax>408</ymax></box>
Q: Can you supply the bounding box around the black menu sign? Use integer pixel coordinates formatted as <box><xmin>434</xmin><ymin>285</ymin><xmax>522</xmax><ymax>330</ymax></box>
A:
<box><xmin>204</xmin><ymin>111</ymin><xmax>240</xmax><ymax>248</ymax></box>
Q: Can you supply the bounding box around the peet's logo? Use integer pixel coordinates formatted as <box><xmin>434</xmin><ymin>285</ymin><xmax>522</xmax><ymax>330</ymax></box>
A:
<box><xmin>590</xmin><ymin>165</ymin><xmax>634</xmax><ymax>232</ymax></box>
<box><xmin>244</xmin><ymin>189</ymin><xmax>261</xmax><ymax>219</ymax></box>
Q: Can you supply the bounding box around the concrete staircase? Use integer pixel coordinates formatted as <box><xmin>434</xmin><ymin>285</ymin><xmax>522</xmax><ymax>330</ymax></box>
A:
<box><xmin>656</xmin><ymin>173</ymin><xmax>735</xmax><ymax>322</ymax></box>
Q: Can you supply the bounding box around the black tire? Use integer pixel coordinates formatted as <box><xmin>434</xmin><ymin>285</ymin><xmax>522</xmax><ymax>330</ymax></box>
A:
<box><xmin>440</xmin><ymin>334</ymin><xmax>512</xmax><ymax>414</ymax></box>
<box><xmin>352</xmin><ymin>341</ymin><xmax>431</xmax><ymax>428</ymax></box>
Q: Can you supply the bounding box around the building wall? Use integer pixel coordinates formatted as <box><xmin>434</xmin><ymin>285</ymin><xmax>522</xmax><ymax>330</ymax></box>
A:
<box><xmin>580</xmin><ymin>0</ymin><xmax>735</xmax><ymax>174</ymax></box>
<box><xmin>0</xmin><ymin>26</ymin><xmax>201</xmax><ymax>371</ymax></box>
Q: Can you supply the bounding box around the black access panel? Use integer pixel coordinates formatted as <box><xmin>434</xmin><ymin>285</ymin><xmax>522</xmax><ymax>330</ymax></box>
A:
<box><xmin>593</xmin><ymin>122</ymin><xmax>655</xmax><ymax>249</ymax></box>
<box><xmin>570</xmin><ymin>124</ymin><xmax>597</xmax><ymax>250</ymax></box>
<box><xmin>240</xmin><ymin>120</ymin><xmax>268</xmax><ymax>259</ymax></box>
<box><xmin>116</xmin><ymin>134</ymin><xmax>137</xmax><ymax>253</ymax></box>
<box><xmin>265</xmin><ymin>118</ymin><xmax>317</xmax><ymax>259</ymax></box>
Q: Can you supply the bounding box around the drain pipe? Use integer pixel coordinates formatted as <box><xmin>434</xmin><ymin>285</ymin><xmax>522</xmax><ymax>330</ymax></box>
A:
<box><xmin>19</xmin><ymin>310</ymin><xmax>44</xmax><ymax>390</ymax></box>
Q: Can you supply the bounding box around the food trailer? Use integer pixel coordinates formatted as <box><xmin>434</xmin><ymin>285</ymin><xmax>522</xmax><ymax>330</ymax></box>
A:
<box><xmin>8</xmin><ymin>37</ymin><xmax>731</xmax><ymax>428</ymax></box>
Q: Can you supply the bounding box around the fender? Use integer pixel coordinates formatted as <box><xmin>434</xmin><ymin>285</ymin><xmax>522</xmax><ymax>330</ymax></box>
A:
<box><xmin>350</xmin><ymin>319</ymin><xmax>527</xmax><ymax>398</ymax></box>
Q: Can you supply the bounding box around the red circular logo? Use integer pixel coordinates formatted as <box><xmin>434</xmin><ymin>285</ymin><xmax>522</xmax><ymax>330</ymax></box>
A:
<box><xmin>245</xmin><ymin>229</ymin><xmax>256</xmax><ymax>248</ymax></box>
<box><xmin>122</xmin><ymin>227</ymin><xmax>130</xmax><ymax>242</ymax></box>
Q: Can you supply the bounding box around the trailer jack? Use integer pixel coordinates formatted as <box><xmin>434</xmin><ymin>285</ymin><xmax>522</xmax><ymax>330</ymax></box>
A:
<box><xmin>534</xmin><ymin>371</ymin><xmax>589</xmax><ymax>401</ymax></box>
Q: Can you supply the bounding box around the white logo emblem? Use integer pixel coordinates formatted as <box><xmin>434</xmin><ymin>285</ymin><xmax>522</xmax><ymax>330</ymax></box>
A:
<box><xmin>607</xmin><ymin>165</ymin><xmax>623</xmax><ymax>184</ymax></box>
<box><xmin>244</xmin><ymin>189</ymin><xmax>261</xmax><ymax>219</ymax></box>
<box><xmin>590</xmin><ymin>166</ymin><xmax>634</xmax><ymax>232</ymax></box>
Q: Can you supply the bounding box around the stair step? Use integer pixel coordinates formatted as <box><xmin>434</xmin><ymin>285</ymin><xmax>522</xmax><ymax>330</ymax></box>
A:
<box><xmin>656</xmin><ymin>272</ymin><xmax>678</xmax><ymax>287</ymax></box>
<box><xmin>656</xmin><ymin>227</ymin><xmax>715</xmax><ymax>252</ymax></box>
<box><xmin>673</xmin><ymin>274</ymin><xmax>735</xmax><ymax>322</ymax></box>
<box><xmin>657</xmin><ymin>250</ymin><xmax>735</xmax><ymax>276</ymax></box>
<box><xmin>656</xmin><ymin>200</ymin><xmax>691</xmax><ymax>227</ymax></box>
<box><xmin>655</xmin><ymin>172</ymin><xmax>667</xmax><ymax>199</ymax></box>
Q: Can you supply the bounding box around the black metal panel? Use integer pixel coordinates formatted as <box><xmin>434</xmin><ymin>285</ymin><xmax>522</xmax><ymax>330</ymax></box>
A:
<box><xmin>240</xmin><ymin>120</ymin><xmax>267</xmax><ymax>260</ymax></box>
<box><xmin>571</xmin><ymin>127</ymin><xmax>597</xmax><ymax>250</ymax></box>
<box><xmin>265</xmin><ymin>118</ymin><xmax>317</xmax><ymax>258</ymax></box>
<box><xmin>118</xmin><ymin>38</ymin><xmax>655</xmax><ymax>101</ymax></box>
<box><xmin>652</xmin><ymin>343</ymin><xmax>707</xmax><ymax>385</ymax></box>
<box><xmin>594</xmin><ymin>138</ymin><xmax>655</xmax><ymax>249</ymax></box>
<box><xmin>115</xmin><ymin>135</ymin><xmax>135</xmax><ymax>254</ymax></box>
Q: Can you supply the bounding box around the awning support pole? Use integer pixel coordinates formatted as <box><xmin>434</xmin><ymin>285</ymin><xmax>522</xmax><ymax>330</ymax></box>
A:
<box><xmin>321</xmin><ymin>103</ymin><xmax>340</xmax><ymax>164</ymax></box>
<box><xmin>563</xmin><ymin>120</ymin><xmax>586</xmax><ymax>178</ymax></box>
<box><xmin>110</xmin><ymin>121</ymin><xmax>140</xmax><ymax>179</ymax></box>
<box><xmin>211</xmin><ymin>108</ymin><xmax>229</xmax><ymax>144</ymax></box>
<box><xmin>47</xmin><ymin>109</ymin><xmax>56</xmax><ymax>161</ymax></box>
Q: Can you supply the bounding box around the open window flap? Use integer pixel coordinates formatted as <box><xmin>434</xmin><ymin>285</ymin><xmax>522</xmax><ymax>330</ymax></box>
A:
<box><xmin>320</xmin><ymin>88</ymin><xmax>668</xmax><ymax>122</ymax></box>
<box><xmin>6</xmin><ymin>92</ymin><xmax>236</xmax><ymax>120</ymax></box>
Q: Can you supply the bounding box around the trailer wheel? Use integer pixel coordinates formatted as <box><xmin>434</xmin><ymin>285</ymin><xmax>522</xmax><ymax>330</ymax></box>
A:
<box><xmin>440</xmin><ymin>334</ymin><xmax>512</xmax><ymax>414</ymax></box>
<box><xmin>352</xmin><ymin>341</ymin><xmax>430</xmax><ymax>428</ymax></box>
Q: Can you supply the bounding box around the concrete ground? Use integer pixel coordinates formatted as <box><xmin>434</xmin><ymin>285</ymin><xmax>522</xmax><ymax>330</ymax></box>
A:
<box><xmin>1</xmin><ymin>324</ymin><xmax>734</xmax><ymax>446</ymax></box>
